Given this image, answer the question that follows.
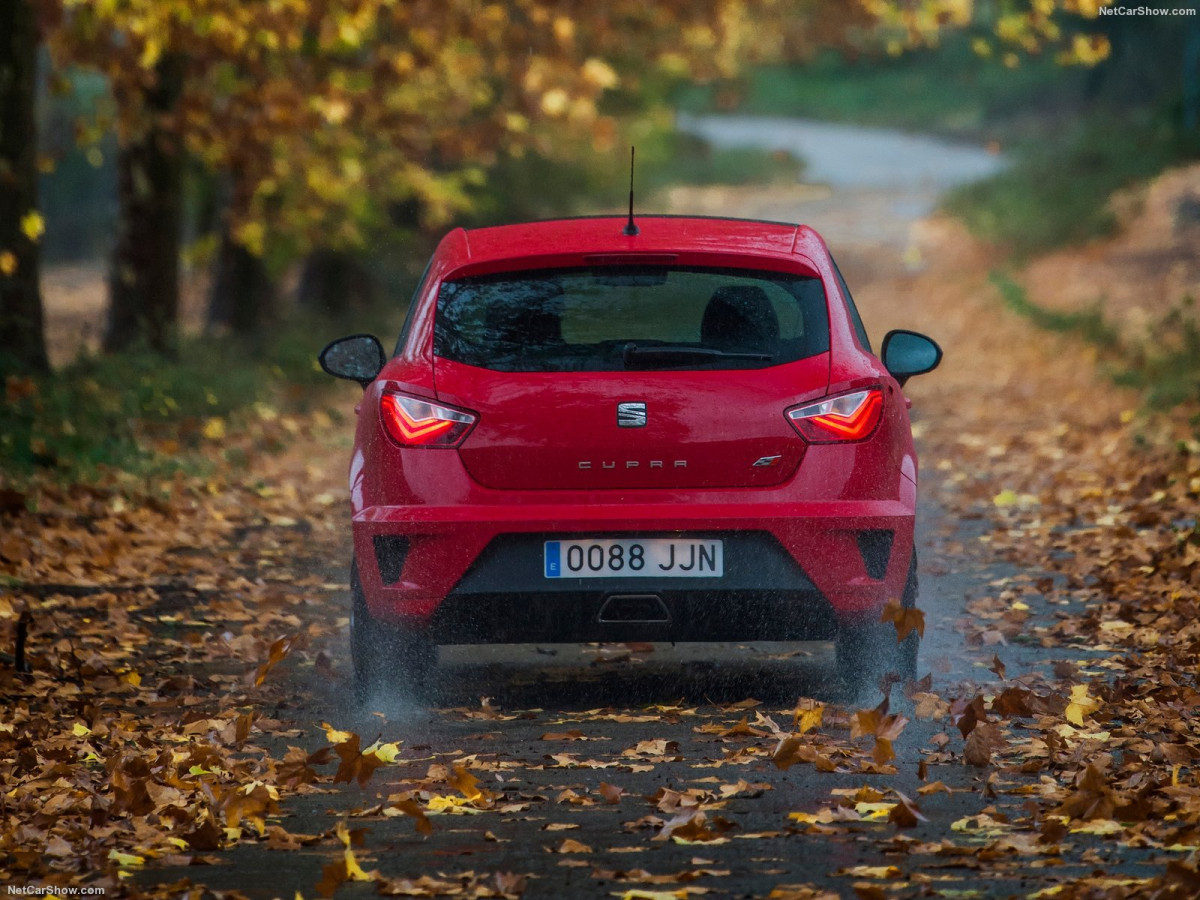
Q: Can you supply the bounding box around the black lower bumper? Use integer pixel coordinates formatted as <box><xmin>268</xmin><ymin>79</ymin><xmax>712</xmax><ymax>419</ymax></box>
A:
<box><xmin>426</xmin><ymin>532</ymin><xmax>837</xmax><ymax>644</ymax></box>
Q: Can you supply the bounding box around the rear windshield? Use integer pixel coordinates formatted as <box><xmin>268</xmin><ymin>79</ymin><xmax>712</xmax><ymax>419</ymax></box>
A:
<box><xmin>433</xmin><ymin>266</ymin><xmax>829</xmax><ymax>372</ymax></box>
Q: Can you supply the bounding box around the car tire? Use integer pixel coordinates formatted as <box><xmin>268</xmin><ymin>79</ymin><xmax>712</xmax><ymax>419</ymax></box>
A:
<box><xmin>835</xmin><ymin>550</ymin><xmax>919</xmax><ymax>694</ymax></box>
<box><xmin>350</xmin><ymin>559</ymin><xmax>435</xmax><ymax>705</ymax></box>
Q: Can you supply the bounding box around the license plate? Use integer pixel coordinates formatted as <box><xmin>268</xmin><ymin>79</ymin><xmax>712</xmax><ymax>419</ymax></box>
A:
<box><xmin>544</xmin><ymin>539</ymin><xmax>723</xmax><ymax>578</ymax></box>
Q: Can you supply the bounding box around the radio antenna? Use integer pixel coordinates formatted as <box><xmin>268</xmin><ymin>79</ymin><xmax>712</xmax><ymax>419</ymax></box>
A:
<box><xmin>622</xmin><ymin>146</ymin><xmax>639</xmax><ymax>236</ymax></box>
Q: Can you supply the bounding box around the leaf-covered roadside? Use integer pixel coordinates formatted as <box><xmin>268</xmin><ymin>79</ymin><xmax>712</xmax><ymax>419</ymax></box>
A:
<box><xmin>0</xmin><ymin>391</ymin><xmax>355</xmax><ymax>894</ymax></box>
<box><xmin>884</xmin><ymin>215</ymin><xmax>1200</xmax><ymax>897</ymax></box>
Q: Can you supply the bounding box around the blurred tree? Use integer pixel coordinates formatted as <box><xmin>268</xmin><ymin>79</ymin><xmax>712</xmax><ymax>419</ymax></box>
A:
<box><xmin>44</xmin><ymin>0</ymin><xmax>806</xmax><ymax>342</ymax></box>
<box><xmin>863</xmin><ymin>0</ymin><xmax>1116</xmax><ymax>64</ymax></box>
<box><xmin>47</xmin><ymin>5</ymin><xmax>190</xmax><ymax>354</ymax></box>
<box><xmin>869</xmin><ymin>1</ymin><xmax>1199</xmax><ymax>129</ymax></box>
<box><xmin>35</xmin><ymin>0</ymin><xmax>1120</xmax><ymax>355</ymax></box>
<box><xmin>105</xmin><ymin>53</ymin><xmax>184</xmax><ymax>354</ymax></box>
<box><xmin>0</xmin><ymin>0</ymin><xmax>49</xmax><ymax>374</ymax></box>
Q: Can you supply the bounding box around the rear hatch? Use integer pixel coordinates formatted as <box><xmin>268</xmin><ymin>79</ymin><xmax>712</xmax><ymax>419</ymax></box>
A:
<box><xmin>432</xmin><ymin>264</ymin><xmax>831</xmax><ymax>491</ymax></box>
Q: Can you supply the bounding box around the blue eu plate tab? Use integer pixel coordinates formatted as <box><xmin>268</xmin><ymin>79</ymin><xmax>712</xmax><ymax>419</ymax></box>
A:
<box><xmin>544</xmin><ymin>541</ymin><xmax>562</xmax><ymax>578</ymax></box>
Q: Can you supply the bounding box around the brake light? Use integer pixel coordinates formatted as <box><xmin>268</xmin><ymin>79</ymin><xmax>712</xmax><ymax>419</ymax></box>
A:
<box><xmin>786</xmin><ymin>388</ymin><xmax>883</xmax><ymax>442</ymax></box>
<box><xmin>379</xmin><ymin>391</ymin><xmax>476</xmax><ymax>448</ymax></box>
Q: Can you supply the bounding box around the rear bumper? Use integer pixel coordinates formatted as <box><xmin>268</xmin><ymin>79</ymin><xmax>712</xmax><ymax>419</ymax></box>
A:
<box><xmin>352</xmin><ymin>493</ymin><xmax>915</xmax><ymax>638</ymax></box>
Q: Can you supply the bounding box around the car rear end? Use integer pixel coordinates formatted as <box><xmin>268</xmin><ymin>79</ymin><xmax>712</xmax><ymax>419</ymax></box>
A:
<box><xmin>350</xmin><ymin>217</ymin><xmax>917</xmax><ymax>652</ymax></box>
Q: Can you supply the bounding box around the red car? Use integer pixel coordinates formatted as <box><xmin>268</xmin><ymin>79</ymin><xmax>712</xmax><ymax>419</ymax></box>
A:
<box><xmin>320</xmin><ymin>215</ymin><xmax>940</xmax><ymax>700</ymax></box>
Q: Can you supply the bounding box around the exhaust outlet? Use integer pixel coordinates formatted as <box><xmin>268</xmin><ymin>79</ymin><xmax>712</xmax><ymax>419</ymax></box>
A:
<box><xmin>597</xmin><ymin>594</ymin><xmax>670</xmax><ymax>624</ymax></box>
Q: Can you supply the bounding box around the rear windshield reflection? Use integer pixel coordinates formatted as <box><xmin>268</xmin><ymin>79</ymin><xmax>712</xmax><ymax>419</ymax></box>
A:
<box><xmin>433</xmin><ymin>266</ymin><xmax>830</xmax><ymax>372</ymax></box>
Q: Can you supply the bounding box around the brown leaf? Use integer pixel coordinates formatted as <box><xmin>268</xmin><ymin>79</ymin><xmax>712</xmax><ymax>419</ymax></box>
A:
<box><xmin>389</xmin><ymin>798</ymin><xmax>433</xmax><ymax>836</ymax></box>
<box><xmin>772</xmin><ymin>736</ymin><xmax>818</xmax><ymax>771</ymax></box>
<box><xmin>880</xmin><ymin>600</ymin><xmax>925</xmax><ymax>640</ymax></box>
<box><xmin>551</xmin><ymin>838</ymin><xmax>593</xmax><ymax>854</ymax></box>
<box><xmin>719</xmin><ymin>715</ymin><xmax>768</xmax><ymax>738</ymax></box>
<box><xmin>182</xmin><ymin>813</ymin><xmax>222</xmax><ymax>851</ymax></box>
<box><xmin>315</xmin><ymin>856</ymin><xmax>348</xmax><ymax>898</ymax></box>
<box><xmin>887</xmin><ymin>791</ymin><xmax>926</xmax><ymax>828</ymax></box>
<box><xmin>448</xmin><ymin>765</ymin><xmax>483</xmax><ymax>801</ymax></box>
<box><xmin>1053</xmin><ymin>763</ymin><xmax>1118</xmax><ymax>821</ymax></box>
<box><xmin>949</xmin><ymin>695</ymin><xmax>987</xmax><ymax>739</ymax></box>
<box><xmin>540</xmin><ymin>730</ymin><xmax>588</xmax><ymax>741</ymax></box>
<box><xmin>654</xmin><ymin>811</ymin><xmax>736</xmax><ymax>843</ymax></box>
<box><xmin>872</xmin><ymin>738</ymin><xmax>895</xmax><ymax>765</ymax></box>
<box><xmin>332</xmin><ymin>734</ymin><xmax>383</xmax><ymax>787</ymax></box>
<box><xmin>623</xmin><ymin>739</ymin><xmax>680</xmax><ymax>758</ymax></box>
<box><xmin>253</xmin><ymin>632</ymin><xmax>303</xmax><ymax>686</ymax></box>
<box><xmin>964</xmin><ymin>723</ymin><xmax>1002</xmax><ymax>768</ymax></box>
<box><xmin>991</xmin><ymin>686</ymin><xmax>1033</xmax><ymax>718</ymax></box>
<box><xmin>598</xmin><ymin>782</ymin><xmax>626</xmax><ymax>804</ymax></box>
<box><xmin>989</xmin><ymin>654</ymin><xmax>1006</xmax><ymax>679</ymax></box>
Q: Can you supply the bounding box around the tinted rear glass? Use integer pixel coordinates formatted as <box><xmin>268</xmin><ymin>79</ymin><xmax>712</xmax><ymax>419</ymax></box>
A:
<box><xmin>433</xmin><ymin>266</ymin><xmax>829</xmax><ymax>372</ymax></box>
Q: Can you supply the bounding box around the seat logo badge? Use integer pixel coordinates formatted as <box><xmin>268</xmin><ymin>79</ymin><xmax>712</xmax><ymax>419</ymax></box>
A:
<box><xmin>617</xmin><ymin>402</ymin><xmax>647</xmax><ymax>428</ymax></box>
<box><xmin>752</xmin><ymin>455</ymin><xmax>782</xmax><ymax>468</ymax></box>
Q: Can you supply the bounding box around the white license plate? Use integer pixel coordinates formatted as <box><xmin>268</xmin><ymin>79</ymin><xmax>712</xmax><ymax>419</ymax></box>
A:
<box><xmin>544</xmin><ymin>539</ymin><xmax>723</xmax><ymax>578</ymax></box>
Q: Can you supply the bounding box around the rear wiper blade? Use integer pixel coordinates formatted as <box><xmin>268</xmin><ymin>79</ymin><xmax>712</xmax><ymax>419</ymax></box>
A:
<box><xmin>622</xmin><ymin>343</ymin><xmax>772</xmax><ymax>367</ymax></box>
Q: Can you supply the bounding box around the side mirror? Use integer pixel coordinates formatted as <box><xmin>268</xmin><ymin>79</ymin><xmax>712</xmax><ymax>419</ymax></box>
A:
<box><xmin>881</xmin><ymin>329</ymin><xmax>942</xmax><ymax>386</ymax></box>
<box><xmin>319</xmin><ymin>334</ymin><xmax>386</xmax><ymax>387</ymax></box>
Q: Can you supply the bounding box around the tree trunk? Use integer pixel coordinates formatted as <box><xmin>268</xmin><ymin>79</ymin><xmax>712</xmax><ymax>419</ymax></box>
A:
<box><xmin>297</xmin><ymin>249</ymin><xmax>375</xmax><ymax>319</ymax></box>
<box><xmin>104</xmin><ymin>54</ymin><xmax>184</xmax><ymax>355</ymax></box>
<box><xmin>0</xmin><ymin>0</ymin><xmax>49</xmax><ymax>375</ymax></box>
<box><xmin>207</xmin><ymin>225</ymin><xmax>276</xmax><ymax>336</ymax></box>
<box><xmin>1184</xmin><ymin>20</ymin><xmax>1199</xmax><ymax>131</ymax></box>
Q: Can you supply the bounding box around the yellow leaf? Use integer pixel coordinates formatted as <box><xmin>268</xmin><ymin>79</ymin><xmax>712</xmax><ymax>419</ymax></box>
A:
<box><xmin>368</xmin><ymin>741</ymin><xmax>402</xmax><ymax>763</ymax></box>
<box><xmin>1065</xmin><ymin>684</ymin><xmax>1101</xmax><ymax>726</ymax></box>
<box><xmin>344</xmin><ymin>846</ymin><xmax>372</xmax><ymax>881</ymax></box>
<box><xmin>854</xmin><ymin>802</ymin><xmax>893</xmax><ymax>820</ymax></box>
<box><xmin>139</xmin><ymin>36</ymin><xmax>162</xmax><ymax>69</ymax></box>
<box><xmin>72</xmin><ymin>723</ymin><xmax>91</xmax><ymax>737</ymax></box>
<box><xmin>992</xmin><ymin>489</ymin><xmax>1018</xmax><ymax>507</ymax></box>
<box><xmin>107</xmin><ymin>850</ymin><xmax>144</xmax><ymax>867</ymax></box>
<box><xmin>202</xmin><ymin>417</ymin><xmax>226</xmax><ymax>440</ymax></box>
<box><xmin>1069</xmin><ymin>819</ymin><xmax>1123</xmax><ymax>835</ymax></box>
<box><xmin>122</xmin><ymin>670</ymin><xmax>142</xmax><ymax>687</ymax></box>
<box><xmin>427</xmin><ymin>794</ymin><xmax>478</xmax><ymax>813</ymax></box>
<box><xmin>540</xmin><ymin>88</ymin><xmax>570</xmax><ymax>117</ymax></box>
<box><xmin>793</xmin><ymin>702</ymin><xmax>824</xmax><ymax>735</ymax></box>
<box><xmin>323</xmin><ymin>722</ymin><xmax>354</xmax><ymax>744</ymax></box>
<box><xmin>20</xmin><ymin>211</ymin><xmax>44</xmax><ymax>243</ymax></box>
<box><xmin>840</xmin><ymin>865</ymin><xmax>901</xmax><ymax>878</ymax></box>
<box><xmin>333</xmin><ymin>820</ymin><xmax>351</xmax><ymax>847</ymax></box>
<box><xmin>581</xmin><ymin>58</ymin><xmax>618</xmax><ymax>90</ymax></box>
<box><xmin>234</xmin><ymin>220</ymin><xmax>266</xmax><ymax>256</ymax></box>
<box><xmin>620</xmin><ymin>891</ymin><xmax>688</xmax><ymax>900</ymax></box>
<box><xmin>0</xmin><ymin>251</ymin><xmax>16</xmax><ymax>276</ymax></box>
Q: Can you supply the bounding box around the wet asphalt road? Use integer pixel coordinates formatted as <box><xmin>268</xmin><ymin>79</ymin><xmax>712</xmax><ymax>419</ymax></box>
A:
<box><xmin>145</xmin><ymin>501</ymin><xmax>1097</xmax><ymax>900</ymax></box>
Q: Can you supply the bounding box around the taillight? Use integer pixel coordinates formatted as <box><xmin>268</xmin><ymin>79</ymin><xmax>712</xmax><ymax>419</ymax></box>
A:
<box><xmin>786</xmin><ymin>388</ymin><xmax>883</xmax><ymax>442</ymax></box>
<box><xmin>379</xmin><ymin>391</ymin><xmax>476</xmax><ymax>448</ymax></box>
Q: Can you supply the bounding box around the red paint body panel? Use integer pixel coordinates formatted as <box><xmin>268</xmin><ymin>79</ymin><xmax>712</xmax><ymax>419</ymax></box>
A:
<box><xmin>343</xmin><ymin>216</ymin><xmax>924</xmax><ymax>638</ymax></box>
<box><xmin>435</xmin><ymin>356</ymin><xmax>828</xmax><ymax>491</ymax></box>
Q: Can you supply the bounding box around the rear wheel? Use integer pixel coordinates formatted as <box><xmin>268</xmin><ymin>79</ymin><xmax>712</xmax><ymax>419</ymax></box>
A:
<box><xmin>835</xmin><ymin>550</ymin><xmax>919</xmax><ymax>695</ymax></box>
<box><xmin>350</xmin><ymin>560</ymin><xmax>435</xmax><ymax>705</ymax></box>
